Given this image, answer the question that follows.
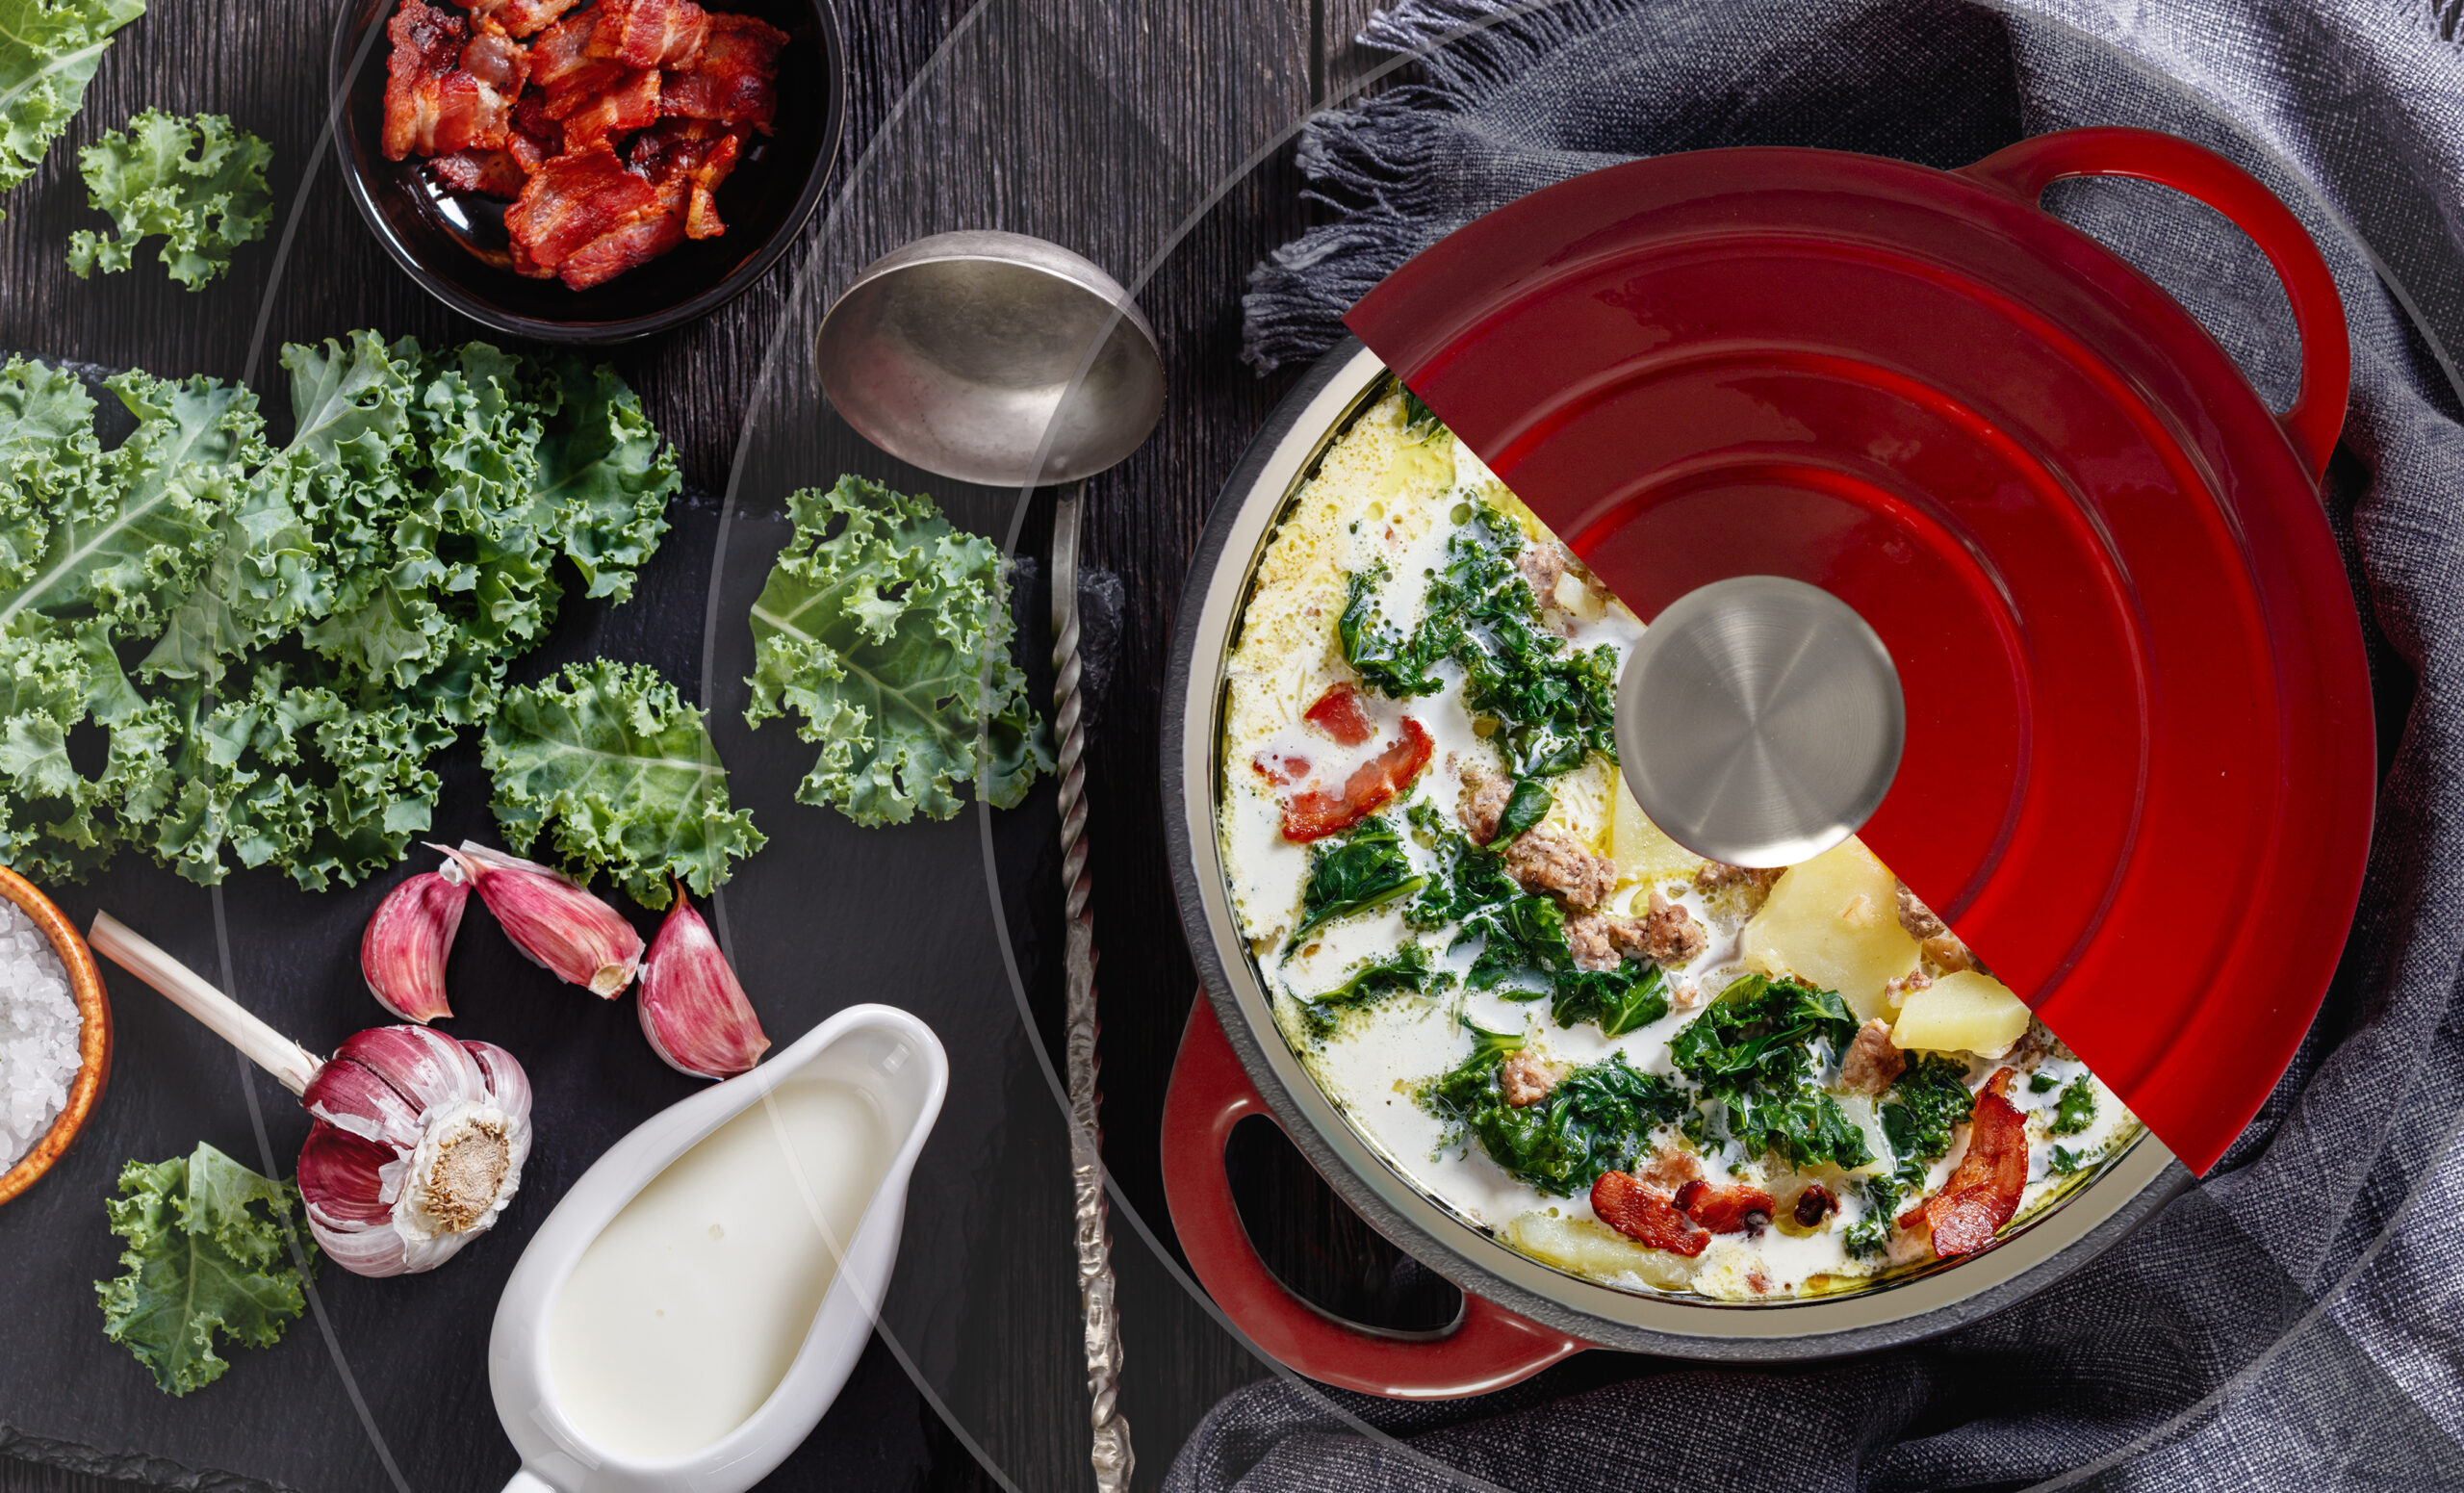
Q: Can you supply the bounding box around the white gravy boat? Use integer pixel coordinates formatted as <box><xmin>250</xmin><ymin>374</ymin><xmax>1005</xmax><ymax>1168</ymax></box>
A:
<box><xmin>489</xmin><ymin>1004</ymin><xmax>947</xmax><ymax>1493</ymax></box>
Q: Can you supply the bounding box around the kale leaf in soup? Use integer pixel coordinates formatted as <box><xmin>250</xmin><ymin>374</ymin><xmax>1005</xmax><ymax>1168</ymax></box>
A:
<box><xmin>1880</xmin><ymin>1054</ymin><xmax>1976</xmax><ymax>1163</ymax></box>
<box><xmin>1492</xmin><ymin>776</ymin><xmax>1553</xmax><ymax>844</ymax></box>
<box><xmin>1288</xmin><ymin>815</ymin><xmax>1425</xmax><ymax>949</ymax></box>
<box><xmin>1670</xmin><ymin>974</ymin><xmax>1860</xmax><ymax>1091</ymax></box>
<box><xmin>2049</xmin><ymin>1075</ymin><xmax>2097</xmax><ymax>1137</ymax></box>
<box><xmin>1551</xmin><ymin>959</ymin><xmax>1671</xmax><ymax>1038</ymax></box>
<box><xmin>1298</xmin><ymin>942</ymin><xmax>1450</xmax><ymax>1036</ymax></box>
<box><xmin>1421</xmin><ymin>1018</ymin><xmax>1689</xmax><ymax>1196</ymax></box>
<box><xmin>1339</xmin><ymin>503</ymin><xmax>1620</xmax><ymax>785</ymax></box>
<box><xmin>1340</xmin><ymin>559</ymin><xmax>1445</xmax><ymax>698</ymax></box>
<box><xmin>1463</xmin><ymin>893</ymin><xmax>1573</xmax><ymax>993</ymax></box>
<box><xmin>1674</xmin><ymin>974</ymin><xmax>1874</xmax><ymax>1171</ymax></box>
<box><xmin>1403</xmin><ymin>802</ymin><xmax>1519</xmax><ymax>927</ymax></box>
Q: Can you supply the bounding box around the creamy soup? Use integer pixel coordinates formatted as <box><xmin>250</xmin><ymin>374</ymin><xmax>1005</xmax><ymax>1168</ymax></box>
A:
<box><xmin>1216</xmin><ymin>387</ymin><xmax>2140</xmax><ymax>1301</ymax></box>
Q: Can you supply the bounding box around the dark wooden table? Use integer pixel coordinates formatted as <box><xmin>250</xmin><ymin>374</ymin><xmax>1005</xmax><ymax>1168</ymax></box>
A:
<box><xmin>0</xmin><ymin>0</ymin><xmax>1519</xmax><ymax>1489</ymax></box>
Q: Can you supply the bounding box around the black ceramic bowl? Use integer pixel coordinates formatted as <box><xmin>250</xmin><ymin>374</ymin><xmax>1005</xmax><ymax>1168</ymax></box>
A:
<box><xmin>330</xmin><ymin>0</ymin><xmax>844</xmax><ymax>343</ymax></box>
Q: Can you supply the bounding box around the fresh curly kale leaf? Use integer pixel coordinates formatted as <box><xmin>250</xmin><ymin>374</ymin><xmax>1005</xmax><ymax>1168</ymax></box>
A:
<box><xmin>0</xmin><ymin>361</ymin><xmax>261</xmax><ymax>882</ymax></box>
<box><xmin>135</xmin><ymin>336</ymin><xmax>676</xmax><ymax>889</ymax></box>
<box><xmin>67</xmin><ymin>110</ymin><xmax>270</xmax><ymax>288</ymax></box>
<box><xmin>141</xmin><ymin>334</ymin><xmax>412</xmax><ymax>688</ymax></box>
<box><xmin>526</xmin><ymin>358</ymin><xmax>675</xmax><ymax>604</ymax></box>
<box><xmin>1421</xmin><ymin>1019</ymin><xmax>1687</xmax><ymax>1196</ymax></box>
<box><xmin>94</xmin><ymin>1143</ymin><xmax>314</xmax><ymax>1397</ymax></box>
<box><xmin>744</xmin><ymin>476</ymin><xmax>1051</xmax><ymax>826</ymax></box>
<box><xmin>143</xmin><ymin>663</ymin><xmax>454</xmax><ymax>892</ymax></box>
<box><xmin>1288</xmin><ymin>814</ymin><xmax>1424</xmax><ymax>950</ymax></box>
<box><xmin>0</xmin><ymin>367</ymin><xmax>264</xmax><ymax>636</ymax></box>
<box><xmin>484</xmin><ymin>658</ymin><xmax>764</xmax><ymax>909</ymax></box>
<box><xmin>0</xmin><ymin>355</ymin><xmax>102</xmax><ymax>575</ymax></box>
<box><xmin>0</xmin><ymin>0</ymin><xmax>145</xmax><ymax>212</ymax></box>
<box><xmin>1297</xmin><ymin>940</ymin><xmax>1447</xmax><ymax>1037</ymax></box>
<box><xmin>0</xmin><ymin>337</ymin><xmax>680</xmax><ymax>890</ymax></box>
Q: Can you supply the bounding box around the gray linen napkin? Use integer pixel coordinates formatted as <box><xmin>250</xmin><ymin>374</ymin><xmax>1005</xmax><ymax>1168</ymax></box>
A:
<box><xmin>1174</xmin><ymin>2</ymin><xmax>2464</xmax><ymax>1486</ymax></box>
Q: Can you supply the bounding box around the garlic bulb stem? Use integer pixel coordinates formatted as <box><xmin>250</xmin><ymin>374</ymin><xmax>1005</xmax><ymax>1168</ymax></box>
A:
<box><xmin>90</xmin><ymin>913</ymin><xmax>323</xmax><ymax>1095</ymax></box>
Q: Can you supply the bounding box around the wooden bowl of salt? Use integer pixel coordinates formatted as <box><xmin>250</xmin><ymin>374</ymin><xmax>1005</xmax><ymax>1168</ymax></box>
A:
<box><xmin>0</xmin><ymin>867</ymin><xmax>111</xmax><ymax>1206</ymax></box>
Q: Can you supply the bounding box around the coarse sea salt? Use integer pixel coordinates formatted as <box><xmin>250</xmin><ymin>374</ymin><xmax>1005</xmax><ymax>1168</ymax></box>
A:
<box><xmin>0</xmin><ymin>903</ymin><xmax>80</xmax><ymax>1171</ymax></box>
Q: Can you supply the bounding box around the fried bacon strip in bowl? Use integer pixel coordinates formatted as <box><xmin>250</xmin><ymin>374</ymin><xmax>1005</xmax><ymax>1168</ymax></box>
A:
<box><xmin>559</xmin><ymin>65</ymin><xmax>661</xmax><ymax>150</ymax></box>
<box><xmin>587</xmin><ymin>0</ymin><xmax>712</xmax><ymax>67</ymax></box>
<box><xmin>661</xmin><ymin>12</ymin><xmax>785</xmax><ymax>130</ymax></box>
<box><xmin>433</xmin><ymin>148</ymin><xmax>530</xmax><ymax>197</ymax></box>
<box><xmin>385</xmin><ymin>0</ymin><xmax>526</xmax><ymax>159</ymax></box>
<box><xmin>455</xmin><ymin>0</ymin><xmax>587</xmax><ymax>38</ymax></box>
<box><xmin>379</xmin><ymin>0</ymin><xmax>786</xmax><ymax>289</ymax></box>
<box><xmin>505</xmin><ymin>120</ymin><xmax>744</xmax><ymax>288</ymax></box>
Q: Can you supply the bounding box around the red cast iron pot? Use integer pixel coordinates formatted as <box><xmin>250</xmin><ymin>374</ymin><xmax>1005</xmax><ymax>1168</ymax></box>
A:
<box><xmin>1160</xmin><ymin>128</ymin><xmax>2370</xmax><ymax>1396</ymax></box>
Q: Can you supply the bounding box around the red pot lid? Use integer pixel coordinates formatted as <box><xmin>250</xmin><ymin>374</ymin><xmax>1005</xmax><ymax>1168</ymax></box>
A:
<box><xmin>1346</xmin><ymin>127</ymin><xmax>2374</xmax><ymax>1176</ymax></box>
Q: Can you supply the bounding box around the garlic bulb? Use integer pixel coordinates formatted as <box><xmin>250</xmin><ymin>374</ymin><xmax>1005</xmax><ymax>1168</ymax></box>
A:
<box><xmin>362</xmin><ymin>871</ymin><xmax>467</xmax><ymax>1022</ymax></box>
<box><xmin>638</xmin><ymin>886</ymin><xmax>770</xmax><ymax>1079</ymax></box>
<box><xmin>297</xmin><ymin>1025</ymin><xmax>533</xmax><ymax>1277</ymax></box>
<box><xmin>434</xmin><ymin>841</ymin><xmax>642</xmax><ymax>997</ymax></box>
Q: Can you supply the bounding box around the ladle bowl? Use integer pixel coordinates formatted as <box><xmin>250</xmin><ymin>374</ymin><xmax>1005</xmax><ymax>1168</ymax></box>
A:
<box><xmin>815</xmin><ymin>230</ymin><xmax>1166</xmax><ymax>487</ymax></box>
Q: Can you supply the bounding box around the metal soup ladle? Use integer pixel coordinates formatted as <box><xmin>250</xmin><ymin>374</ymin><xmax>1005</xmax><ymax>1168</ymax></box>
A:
<box><xmin>815</xmin><ymin>229</ymin><xmax>1164</xmax><ymax>1493</ymax></box>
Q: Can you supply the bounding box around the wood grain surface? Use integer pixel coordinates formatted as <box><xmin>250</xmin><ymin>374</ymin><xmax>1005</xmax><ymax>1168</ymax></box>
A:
<box><xmin>0</xmin><ymin>0</ymin><xmax>1505</xmax><ymax>1490</ymax></box>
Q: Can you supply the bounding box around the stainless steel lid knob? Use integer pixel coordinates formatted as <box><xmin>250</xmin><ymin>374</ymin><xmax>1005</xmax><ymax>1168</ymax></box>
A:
<box><xmin>1614</xmin><ymin>576</ymin><xmax>1905</xmax><ymax>868</ymax></box>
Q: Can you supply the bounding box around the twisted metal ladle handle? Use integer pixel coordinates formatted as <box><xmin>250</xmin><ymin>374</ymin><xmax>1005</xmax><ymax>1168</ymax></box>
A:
<box><xmin>1052</xmin><ymin>484</ymin><xmax>1131</xmax><ymax>1493</ymax></box>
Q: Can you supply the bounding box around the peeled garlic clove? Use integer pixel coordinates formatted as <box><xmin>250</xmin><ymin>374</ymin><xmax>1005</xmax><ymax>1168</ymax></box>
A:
<box><xmin>638</xmin><ymin>885</ymin><xmax>770</xmax><ymax>1079</ymax></box>
<box><xmin>296</xmin><ymin>1027</ymin><xmax>534</xmax><ymax>1277</ymax></box>
<box><xmin>362</xmin><ymin>871</ymin><xmax>467</xmax><ymax>1023</ymax></box>
<box><xmin>433</xmin><ymin>841</ymin><xmax>643</xmax><ymax>997</ymax></box>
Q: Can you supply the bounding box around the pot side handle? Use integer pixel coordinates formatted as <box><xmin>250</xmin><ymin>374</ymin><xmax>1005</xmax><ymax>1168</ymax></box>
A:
<box><xmin>1959</xmin><ymin>125</ymin><xmax>2348</xmax><ymax>486</ymax></box>
<box><xmin>1161</xmin><ymin>998</ymin><xmax>1587</xmax><ymax>1400</ymax></box>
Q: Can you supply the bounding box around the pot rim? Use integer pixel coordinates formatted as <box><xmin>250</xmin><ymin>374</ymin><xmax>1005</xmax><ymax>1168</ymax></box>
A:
<box><xmin>1161</xmin><ymin>336</ymin><xmax>2192</xmax><ymax>1358</ymax></box>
